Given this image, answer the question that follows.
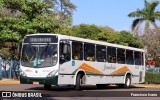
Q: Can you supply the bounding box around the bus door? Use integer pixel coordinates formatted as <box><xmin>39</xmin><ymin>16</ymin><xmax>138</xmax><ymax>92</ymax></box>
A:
<box><xmin>59</xmin><ymin>40</ymin><xmax>71</xmax><ymax>74</ymax></box>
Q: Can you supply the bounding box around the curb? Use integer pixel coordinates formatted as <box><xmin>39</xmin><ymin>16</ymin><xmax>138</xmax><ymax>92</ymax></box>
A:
<box><xmin>0</xmin><ymin>79</ymin><xmax>20</xmax><ymax>84</ymax></box>
<box><xmin>0</xmin><ymin>81</ymin><xmax>20</xmax><ymax>84</ymax></box>
<box><xmin>132</xmin><ymin>84</ymin><xmax>160</xmax><ymax>88</ymax></box>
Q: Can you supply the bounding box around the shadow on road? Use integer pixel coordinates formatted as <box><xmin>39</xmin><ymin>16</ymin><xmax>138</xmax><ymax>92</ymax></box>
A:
<box><xmin>25</xmin><ymin>84</ymin><xmax>144</xmax><ymax>91</ymax></box>
<box><xmin>24</xmin><ymin>85</ymin><xmax>146</xmax><ymax>97</ymax></box>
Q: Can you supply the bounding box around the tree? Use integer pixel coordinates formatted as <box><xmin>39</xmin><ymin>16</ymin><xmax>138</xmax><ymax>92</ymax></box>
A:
<box><xmin>0</xmin><ymin>0</ymin><xmax>61</xmax><ymax>59</ymax></box>
<box><xmin>44</xmin><ymin>0</ymin><xmax>76</xmax><ymax>26</ymax></box>
<box><xmin>146</xmin><ymin>29</ymin><xmax>160</xmax><ymax>66</ymax></box>
<box><xmin>72</xmin><ymin>24</ymin><xmax>101</xmax><ymax>40</ymax></box>
<box><xmin>97</xmin><ymin>26</ymin><xmax>115</xmax><ymax>41</ymax></box>
<box><xmin>71</xmin><ymin>24</ymin><xmax>143</xmax><ymax>48</ymax></box>
<box><xmin>103</xmin><ymin>31</ymin><xmax>143</xmax><ymax>48</ymax></box>
<box><xmin>128</xmin><ymin>0</ymin><xmax>160</xmax><ymax>66</ymax></box>
<box><xmin>119</xmin><ymin>31</ymin><xmax>143</xmax><ymax>48</ymax></box>
<box><xmin>128</xmin><ymin>0</ymin><xmax>160</xmax><ymax>36</ymax></box>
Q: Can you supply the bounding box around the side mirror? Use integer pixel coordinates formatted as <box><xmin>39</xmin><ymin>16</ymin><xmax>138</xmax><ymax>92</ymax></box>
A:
<box><xmin>63</xmin><ymin>44</ymin><xmax>68</xmax><ymax>54</ymax></box>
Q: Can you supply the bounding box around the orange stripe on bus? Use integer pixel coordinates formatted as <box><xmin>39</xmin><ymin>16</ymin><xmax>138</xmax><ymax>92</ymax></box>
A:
<box><xmin>79</xmin><ymin>63</ymin><xmax>103</xmax><ymax>74</ymax></box>
<box><xmin>110</xmin><ymin>66</ymin><xmax>129</xmax><ymax>75</ymax></box>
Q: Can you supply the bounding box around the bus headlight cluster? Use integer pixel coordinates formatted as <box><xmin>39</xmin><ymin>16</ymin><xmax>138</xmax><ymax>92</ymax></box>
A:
<box><xmin>47</xmin><ymin>70</ymin><xmax>57</xmax><ymax>77</ymax></box>
<box><xmin>20</xmin><ymin>69</ymin><xmax>27</xmax><ymax>76</ymax></box>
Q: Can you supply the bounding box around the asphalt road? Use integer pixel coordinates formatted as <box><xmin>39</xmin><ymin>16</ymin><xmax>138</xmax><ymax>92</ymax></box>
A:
<box><xmin>0</xmin><ymin>84</ymin><xmax>160</xmax><ymax>100</ymax></box>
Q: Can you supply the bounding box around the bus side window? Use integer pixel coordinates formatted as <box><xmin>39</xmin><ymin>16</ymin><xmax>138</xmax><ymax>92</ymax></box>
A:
<box><xmin>60</xmin><ymin>41</ymin><xmax>71</xmax><ymax>64</ymax></box>
<box><xmin>96</xmin><ymin>45</ymin><xmax>106</xmax><ymax>62</ymax></box>
<box><xmin>84</xmin><ymin>43</ymin><xmax>95</xmax><ymax>61</ymax></box>
<box><xmin>126</xmin><ymin>50</ymin><xmax>134</xmax><ymax>65</ymax></box>
<box><xmin>72</xmin><ymin>41</ymin><xmax>83</xmax><ymax>60</ymax></box>
<box><xmin>135</xmin><ymin>51</ymin><xmax>142</xmax><ymax>65</ymax></box>
<box><xmin>117</xmin><ymin>48</ymin><xmax>125</xmax><ymax>64</ymax></box>
<box><xmin>107</xmin><ymin>46</ymin><xmax>116</xmax><ymax>63</ymax></box>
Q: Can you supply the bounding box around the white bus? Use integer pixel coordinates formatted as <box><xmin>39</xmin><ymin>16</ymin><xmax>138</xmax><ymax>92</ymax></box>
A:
<box><xmin>20</xmin><ymin>33</ymin><xmax>145</xmax><ymax>90</ymax></box>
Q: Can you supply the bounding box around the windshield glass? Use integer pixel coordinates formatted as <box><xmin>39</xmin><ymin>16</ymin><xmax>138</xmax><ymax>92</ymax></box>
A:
<box><xmin>21</xmin><ymin>44</ymin><xmax>58</xmax><ymax>67</ymax></box>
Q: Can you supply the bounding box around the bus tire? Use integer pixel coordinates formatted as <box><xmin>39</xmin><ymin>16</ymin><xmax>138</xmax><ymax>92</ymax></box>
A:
<box><xmin>118</xmin><ymin>75</ymin><xmax>131</xmax><ymax>88</ymax></box>
<box><xmin>124</xmin><ymin>75</ymin><xmax>131</xmax><ymax>88</ymax></box>
<box><xmin>44</xmin><ymin>84</ymin><xmax>51</xmax><ymax>90</ymax></box>
<box><xmin>75</xmin><ymin>74</ymin><xmax>84</xmax><ymax>90</ymax></box>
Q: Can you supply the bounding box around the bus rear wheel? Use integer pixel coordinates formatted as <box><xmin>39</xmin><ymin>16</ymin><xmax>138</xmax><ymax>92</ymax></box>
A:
<box><xmin>75</xmin><ymin>74</ymin><xmax>84</xmax><ymax>90</ymax></box>
<box><xmin>124</xmin><ymin>75</ymin><xmax>131</xmax><ymax>88</ymax></box>
<box><xmin>44</xmin><ymin>84</ymin><xmax>51</xmax><ymax>90</ymax></box>
<box><xmin>118</xmin><ymin>75</ymin><xmax>131</xmax><ymax>88</ymax></box>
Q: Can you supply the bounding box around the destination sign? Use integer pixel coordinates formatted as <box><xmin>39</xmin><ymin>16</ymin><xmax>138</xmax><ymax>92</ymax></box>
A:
<box><xmin>30</xmin><ymin>38</ymin><xmax>51</xmax><ymax>43</ymax></box>
<box><xmin>24</xmin><ymin>35</ymin><xmax>58</xmax><ymax>43</ymax></box>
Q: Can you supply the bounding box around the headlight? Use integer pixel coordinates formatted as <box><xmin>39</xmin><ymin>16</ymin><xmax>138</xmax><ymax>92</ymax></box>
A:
<box><xmin>46</xmin><ymin>70</ymin><xmax>57</xmax><ymax>77</ymax></box>
<box><xmin>20</xmin><ymin>69</ymin><xmax>27</xmax><ymax>76</ymax></box>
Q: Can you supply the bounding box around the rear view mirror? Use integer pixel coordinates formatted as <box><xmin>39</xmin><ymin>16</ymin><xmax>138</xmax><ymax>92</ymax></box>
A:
<box><xmin>63</xmin><ymin>44</ymin><xmax>68</xmax><ymax>54</ymax></box>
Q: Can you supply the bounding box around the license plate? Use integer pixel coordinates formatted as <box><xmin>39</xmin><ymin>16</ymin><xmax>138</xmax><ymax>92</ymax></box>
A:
<box><xmin>33</xmin><ymin>82</ymin><xmax>39</xmax><ymax>85</ymax></box>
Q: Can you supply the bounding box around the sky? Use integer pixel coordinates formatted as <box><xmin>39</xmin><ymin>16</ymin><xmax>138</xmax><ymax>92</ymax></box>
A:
<box><xmin>72</xmin><ymin>0</ymin><xmax>160</xmax><ymax>32</ymax></box>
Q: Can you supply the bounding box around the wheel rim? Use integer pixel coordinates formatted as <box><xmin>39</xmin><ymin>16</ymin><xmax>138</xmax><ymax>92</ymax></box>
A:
<box><xmin>126</xmin><ymin>78</ymin><xmax>130</xmax><ymax>86</ymax></box>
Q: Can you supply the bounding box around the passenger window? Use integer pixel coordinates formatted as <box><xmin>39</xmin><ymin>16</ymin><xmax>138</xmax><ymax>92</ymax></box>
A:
<box><xmin>117</xmin><ymin>48</ymin><xmax>125</xmax><ymax>64</ymax></box>
<box><xmin>126</xmin><ymin>50</ymin><xmax>134</xmax><ymax>65</ymax></box>
<box><xmin>135</xmin><ymin>52</ymin><xmax>142</xmax><ymax>65</ymax></box>
<box><xmin>84</xmin><ymin>43</ymin><xmax>95</xmax><ymax>61</ymax></box>
<box><xmin>107</xmin><ymin>46</ymin><xmax>116</xmax><ymax>63</ymax></box>
<box><xmin>72</xmin><ymin>41</ymin><xmax>83</xmax><ymax>60</ymax></box>
<box><xmin>96</xmin><ymin>45</ymin><xmax>106</xmax><ymax>62</ymax></box>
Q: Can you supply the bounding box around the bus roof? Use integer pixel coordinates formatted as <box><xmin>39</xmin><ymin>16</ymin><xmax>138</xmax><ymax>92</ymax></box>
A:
<box><xmin>25</xmin><ymin>33</ymin><xmax>145</xmax><ymax>52</ymax></box>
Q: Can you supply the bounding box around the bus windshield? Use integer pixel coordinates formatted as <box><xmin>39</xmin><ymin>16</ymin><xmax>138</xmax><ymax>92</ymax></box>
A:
<box><xmin>21</xmin><ymin>44</ymin><xmax>58</xmax><ymax>68</ymax></box>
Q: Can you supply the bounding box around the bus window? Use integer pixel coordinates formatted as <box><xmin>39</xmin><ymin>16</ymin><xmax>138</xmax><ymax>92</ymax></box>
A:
<box><xmin>84</xmin><ymin>43</ymin><xmax>95</xmax><ymax>61</ymax></box>
<box><xmin>96</xmin><ymin>45</ymin><xmax>106</xmax><ymax>62</ymax></box>
<box><xmin>72</xmin><ymin>41</ymin><xmax>83</xmax><ymax>60</ymax></box>
<box><xmin>60</xmin><ymin>41</ymin><xmax>71</xmax><ymax>64</ymax></box>
<box><xmin>135</xmin><ymin>51</ymin><xmax>142</xmax><ymax>65</ymax></box>
<box><xmin>126</xmin><ymin>50</ymin><xmax>134</xmax><ymax>65</ymax></box>
<box><xmin>117</xmin><ymin>48</ymin><xmax>125</xmax><ymax>64</ymax></box>
<box><xmin>107</xmin><ymin>46</ymin><xmax>116</xmax><ymax>63</ymax></box>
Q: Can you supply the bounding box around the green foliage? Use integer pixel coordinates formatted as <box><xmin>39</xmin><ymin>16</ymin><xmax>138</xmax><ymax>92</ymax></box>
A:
<box><xmin>0</xmin><ymin>0</ymin><xmax>144</xmax><ymax>60</ymax></box>
<box><xmin>72</xmin><ymin>24</ymin><xmax>101</xmax><ymax>40</ymax></box>
<box><xmin>71</xmin><ymin>24</ymin><xmax>143</xmax><ymax>48</ymax></box>
<box><xmin>0</xmin><ymin>0</ymin><xmax>77</xmax><ymax>59</ymax></box>
<box><xmin>2</xmin><ymin>0</ymin><xmax>51</xmax><ymax>20</ymax></box>
<box><xmin>145</xmin><ymin>72</ymin><xmax>160</xmax><ymax>84</ymax></box>
<box><xmin>97</xmin><ymin>26</ymin><xmax>115</xmax><ymax>41</ymax></box>
<box><xmin>0</xmin><ymin>0</ymin><xmax>61</xmax><ymax>59</ymax></box>
<box><xmin>0</xmin><ymin>17</ymin><xmax>22</xmax><ymax>41</ymax></box>
<box><xmin>128</xmin><ymin>0</ymin><xmax>160</xmax><ymax>34</ymax></box>
<box><xmin>119</xmin><ymin>31</ymin><xmax>143</xmax><ymax>48</ymax></box>
<box><xmin>104</xmin><ymin>31</ymin><xmax>143</xmax><ymax>48</ymax></box>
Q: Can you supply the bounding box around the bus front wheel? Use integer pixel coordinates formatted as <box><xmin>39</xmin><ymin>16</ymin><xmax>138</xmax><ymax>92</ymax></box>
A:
<box><xmin>44</xmin><ymin>84</ymin><xmax>51</xmax><ymax>90</ymax></box>
<box><xmin>75</xmin><ymin>74</ymin><xmax>84</xmax><ymax>90</ymax></box>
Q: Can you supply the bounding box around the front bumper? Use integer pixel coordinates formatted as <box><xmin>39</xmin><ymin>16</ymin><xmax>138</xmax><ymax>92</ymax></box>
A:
<box><xmin>20</xmin><ymin>76</ymin><xmax>58</xmax><ymax>85</ymax></box>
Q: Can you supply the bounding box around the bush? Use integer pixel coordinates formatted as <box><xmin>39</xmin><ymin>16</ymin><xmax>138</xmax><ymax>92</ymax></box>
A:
<box><xmin>145</xmin><ymin>72</ymin><xmax>160</xmax><ymax>84</ymax></box>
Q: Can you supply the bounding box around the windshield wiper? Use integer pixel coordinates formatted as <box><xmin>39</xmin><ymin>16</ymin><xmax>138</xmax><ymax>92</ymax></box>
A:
<box><xmin>40</xmin><ymin>43</ymin><xmax>49</xmax><ymax>58</ymax></box>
